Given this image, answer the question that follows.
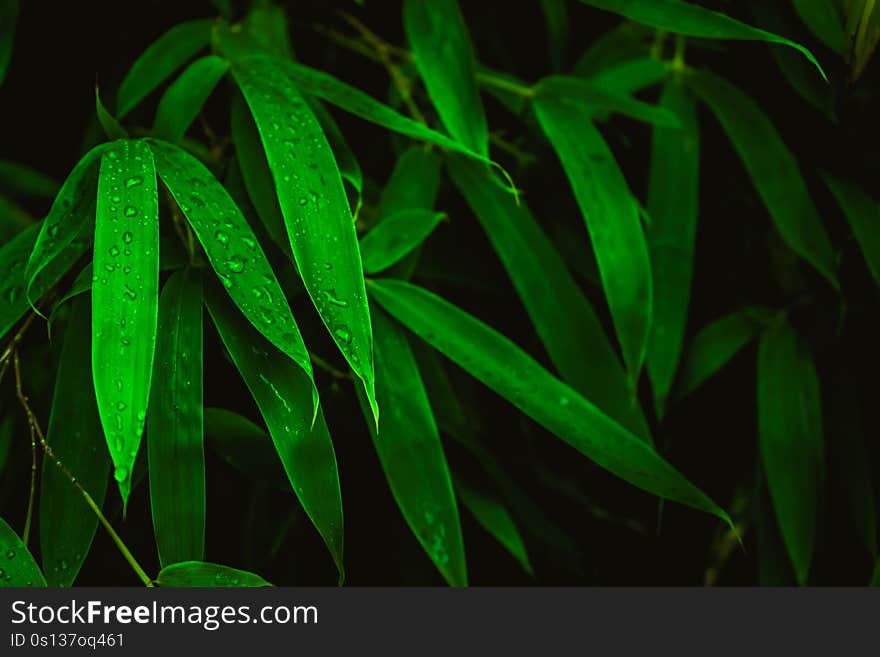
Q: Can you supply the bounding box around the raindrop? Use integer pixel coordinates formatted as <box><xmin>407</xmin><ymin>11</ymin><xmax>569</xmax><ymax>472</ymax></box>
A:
<box><xmin>123</xmin><ymin>284</ymin><xmax>137</xmax><ymax>300</ymax></box>
<box><xmin>115</xmin><ymin>379</ymin><xmax>124</xmax><ymax>392</ymax></box>
<box><xmin>124</xmin><ymin>176</ymin><xmax>143</xmax><ymax>188</ymax></box>
<box><xmin>215</xmin><ymin>231</ymin><xmax>230</xmax><ymax>247</ymax></box>
<box><xmin>297</xmin><ymin>196</ymin><xmax>308</xmax><ymax>206</ymax></box>
<box><xmin>109</xmin><ymin>245</ymin><xmax>120</xmax><ymax>257</ymax></box>
<box><xmin>116</xmin><ymin>401</ymin><xmax>127</xmax><ymax>412</ymax></box>
<box><xmin>334</xmin><ymin>327</ymin><xmax>352</xmax><ymax>343</ymax></box>
<box><xmin>324</xmin><ymin>290</ymin><xmax>348</xmax><ymax>308</ymax></box>
<box><xmin>113</xmin><ymin>466</ymin><xmax>128</xmax><ymax>482</ymax></box>
<box><xmin>242</xmin><ymin>237</ymin><xmax>256</xmax><ymax>251</ymax></box>
<box><xmin>122</xmin><ymin>231</ymin><xmax>133</xmax><ymax>244</ymax></box>
<box><xmin>123</xmin><ymin>206</ymin><xmax>138</xmax><ymax>218</ymax></box>
<box><xmin>5</xmin><ymin>549</ymin><xmax>14</xmax><ymax>560</ymax></box>
<box><xmin>225</xmin><ymin>257</ymin><xmax>245</xmax><ymax>274</ymax></box>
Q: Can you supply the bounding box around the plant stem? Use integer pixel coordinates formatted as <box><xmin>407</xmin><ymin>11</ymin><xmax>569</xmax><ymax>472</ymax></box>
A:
<box><xmin>22</xmin><ymin>421</ymin><xmax>37</xmax><ymax>546</ymax></box>
<box><xmin>12</xmin><ymin>350</ymin><xmax>154</xmax><ymax>587</ymax></box>
<box><xmin>475</xmin><ymin>71</ymin><xmax>535</xmax><ymax>98</ymax></box>
<box><xmin>309</xmin><ymin>351</ymin><xmax>352</xmax><ymax>380</ymax></box>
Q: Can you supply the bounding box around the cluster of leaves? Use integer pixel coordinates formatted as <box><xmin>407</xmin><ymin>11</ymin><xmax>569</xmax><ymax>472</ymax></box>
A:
<box><xmin>0</xmin><ymin>0</ymin><xmax>878</xmax><ymax>587</ymax></box>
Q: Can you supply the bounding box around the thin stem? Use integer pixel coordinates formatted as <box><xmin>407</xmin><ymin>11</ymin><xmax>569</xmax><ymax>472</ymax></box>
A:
<box><xmin>12</xmin><ymin>351</ymin><xmax>154</xmax><ymax>587</ymax></box>
<box><xmin>0</xmin><ymin>311</ymin><xmax>38</xmax><ymax>382</ymax></box>
<box><xmin>309</xmin><ymin>351</ymin><xmax>352</xmax><ymax>380</ymax></box>
<box><xmin>22</xmin><ymin>416</ymin><xmax>37</xmax><ymax>546</ymax></box>
<box><xmin>476</xmin><ymin>71</ymin><xmax>535</xmax><ymax>98</ymax></box>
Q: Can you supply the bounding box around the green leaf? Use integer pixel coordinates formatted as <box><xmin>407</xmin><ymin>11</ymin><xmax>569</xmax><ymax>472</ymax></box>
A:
<box><xmin>204</xmin><ymin>407</ymin><xmax>289</xmax><ymax>490</ymax></box>
<box><xmin>645</xmin><ymin>78</ymin><xmax>700</xmax><ymax>418</ymax></box>
<box><xmin>95</xmin><ymin>87</ymin><xmax>128</xmax><ymax>141</ymax></box>
<box><xmin>791</xmin><ymin>0</ymin><xmax>847</xmax><ymax>53</ymax></box>
<box><xmin>755</xmin><ymin>463</ymin><xmax>797</xmax><ymax>586</ymax></box>
<box><xmin>92</xmin><ymin>140</ymin><xmax>160</xmax><ymax>508</ymax></box>
<box><xmin>116</xmin><ymin>19</ymin><xmax>213</xmax><ymax>119</ymax></box>
<box><xmin>24</xmin><ymin>144</ymin><xmax>109</xmax><ymax>304</ymax></box>
<box><xmin>40</xmin><ymin>296</ymin><xmax>111</xmax><ymax>587</ymax></box>
<box><xmin>368</xmin><ymin>279</ymin><xmax>730</xmax><ymax>524</ymax></box>
<box><xmin>357</xmin><ymin>306</ymin><xmax>466</xmax><ymax>586</ymax></box>
<box><xmin>872</xmin><ymin>558</ymin><xmax>880</xmax><ymax>587</ymax></box>
<box><xmin>540</xmin><ymin>0</ymin><xmax>569</xmax><ymax>70</ymax></box>
<box><xmin>148</xmin><ymin>269</ymin><xmax>205</xmax><ymax>567</ymax></box>
<box><xmin>0</xmin><ymin>159</ymin><xmax>59</xmax><ymax>198</ymax></box>
<box><xmin>0</xmin><ymin>194</ymin><xmax>32</xmax><ymax>241</ymax></box>
<box><xmin>674</xmin><ymin>308</ymin><xmax>769</xmax><ymax>400</ymax></box>
<box><xmin>446</xmin><ymin>157</ymin><xmax>650</xmax><ymax>441</ymax></box>
<box><xmin>455</xmin><ymin>478</ymin><xmax>533</xmax><ymax>576</ymax></box>
<box><xmin>404</xmin><ymin>0</ymin><xmax>488</xmax><ymax>156</ymax></box>
<box><xmin>535</xmin><ymin>75</ymin><xmax>680</xmax><ymax>126</ymax></box>
<box><xmin>576</xmin><ymin>0</ymin><xmax>825</xmax><ymax>77</ymax></box>
<box><xmin>0</xmin><ymin>0</ymin><xmax>17</xmax><ymax>88</ymax></box>
<box><xmin>231</xmin><ymin>55</ymin><xmax>376</xmax><ymax>424</ymax></box>
<box><xmin>306</xmin><ymin>96</ymin><xmax>363</xmax><ymax>203</ymax></box>
<box><xmin>205</xmin><ymin>285</ymin><xmax>344</xmax><ymax>581</ymax></box>
<box><xmin>687</xmin><ymin>70</ymin><xmax>838</xmax><ymax>289</ymax></box>
<box><xmin>153</xmin><ymin>56</ymin><xmax>229</xmax><ymax>142</ymax></box>
<box><xmin>244</xmin><ymin>1</ymin><xmax>293</xmax><ymax>58</ymax></box>
<box><xmin>758</xmin><ymin>320</ymin><xmax>824</xmax><ymax>586</ymax></box>
<box><xmin>822</xmin><ymin>173</ymin><xmax>880</xmax><ymax>287</ymax></box>
<box><xmin>360</xmin><ymin>209</ymin><xmax>446</xmax><ymax>275</ymax></box>
<box><xmin>156</xmin><ymin>561</ymin><xmax>271</xmax><ymax>587</ymax></box>
<box><xmin>147</xmin><ymin>139</ymin><xmax>315</xmax><ymax>407</ymax></box>
<box><xmin>589</xmin><ymin>57</ymin><xmax>670</xmax><ymax>96</ymax></box>
<box><xmin>533</xmin><ymin>95</ymin><xmax>653</xmax><ymax>380</ymax></box>
<box><xmin>0</xmin><ymin>515</ymin><xmax>46</xmax><ymax>587</ymax></box>
<box><xmin>574</xmin><ymin>23</ymin><xmax>653</xmax><ymax>78</ymax></box>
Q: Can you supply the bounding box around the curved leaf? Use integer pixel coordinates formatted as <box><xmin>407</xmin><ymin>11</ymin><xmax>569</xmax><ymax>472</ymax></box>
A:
<box><xmin>822</xmin><ymin>172</ymin><xmax>880</xmax><ymax>287</ymax></box>
<box><xmin>205</xmin><ymin>284</ymin><xmax>344</xmax><ymax>581</ymax></box>
<box><xmin>791</xmin><ymin>0</ymin><xmax>847</xmax><ymax>53</ymax></box>
<box><xmin>589</xmin><ymin>57</ymin><xmax>670</xmax><ymax>96</ymax></box>
<box><xmin>306</xmin><ymin>96</ymin><xmax>363</xmax><ymax>202</ymax></box>
<box><xmin>153</xmin><ymin>55</ymin><xmax>229</xmax><ymax>142</ymax></box>
<box><xmin>687</xmin><ymin>70</ymin><xmax>838</xmax><ymax>289</ymax></box>
<box><xmin>116</xmin><ymin>19</ymin><xmax>213</xmax><ymax>119</ymax></box>
<box><xmin>404</xmin><ymin>0</ymin><xmax>488</xmax><ymax>156</ymax></box>
<box><xmin>368</xmin><ymin>279</ymin><xmax>730</xmax><ymax>524</ymax></box>
<box><xmin>0</xmin><ymin>159</ymin><xmax>58</xmax><ymax>198</ymax></box>
<box><xmin>96</xmin><ymin>87</ymin><xmax>128</xmax><ymax>141</ymax></box>
<box><xmin>645</xmin><ymin>78</ymin><xmax>700</xmax><ymax>418</ymax></box>
<box><xmin>204</xmin><ymin>407</ymin><xmax>288</xmax><ymax>490</ymax></box>
<box><xmin>148</xmin><ymin>269</ymin><xmax>205</xmax><ymax>567</ymax></box>
<box><xmin>0</xmin><ymin>0</ymin><xmax>17</xmax><ymax>88</ymax></box>
<box><xmin>540</xmin><ymin>0</ymin><xmax>568</xmax><ymax>71</ymax></box>
<box><xmin>447</xmin><ymin>156</ymin><xmax>649</xmax><ymax>441</ymax></box>
<box><xmin>156</xmin><ymin>561</ymin><xmax>271</xmax><ymax>587</ymax></box>
<box><xmin>576</xmin><ymin>0</ymin><xmax>825</xmax><ymax>77</ymax></box>
<box><xmin>147</xmin><ymin>138</ymin><xmax>315</xmax><ymax>410</ymax></box>
<box><xmin>357</xmin><ymin>306</ymin><xmax>466</xmax><ymax>586</ymax></box>
<box><xmin>0</xmin><ymin>516</ymin><xmax>45</xmax><ymax>587</ymax></box>
<box><xmin>533</xmin><ymin>95</ymin><xmax>653</xmax><ymax>380</ymax></box>
<box><xmin>92</xmin><ymin>140</ymin><xmax>160</xmax><ymax>507</ymax></box>
<box><xmin>360</xmin><ymin>209</ymin><xmax>446</xmax><ymax>274</ymax></box>
<box><xmin>231</xmin><ymin>55</ymin><xmax>376</xmax><ymax>424</ymax></box>
<box><xmin>758</xmin><ymin>320</ymin><xmax>824</xmax><ymax>586</ymax></box>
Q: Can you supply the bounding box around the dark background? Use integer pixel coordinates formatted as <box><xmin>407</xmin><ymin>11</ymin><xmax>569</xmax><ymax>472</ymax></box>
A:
<box><xmin>0</xmin><ymin>0</ymin><xmax>878</xmax><ymax>586</ymax></box>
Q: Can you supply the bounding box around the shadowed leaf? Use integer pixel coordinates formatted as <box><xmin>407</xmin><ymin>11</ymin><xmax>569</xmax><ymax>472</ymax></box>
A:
<box><xmin>153</xmin><ymin>56</ymin><xmax>229</xmax><ymax>142</ymax></box>
<box><xmin>360</xmin><ymin>209</ymin><xmax>446</xmax><ymax>274</ymax></box>
<box><xmin>822</xmin><ymin>172</ymin><xmax>880</xmax><ymax>287</ymax></box>
<box><xmin>0</xmin><ymin>515</ymin><xmax>45</xmax><ymax>587</ymax></box>
<box><xmin>0</xmin><ymin>159</ymin><xmax>58</xmax><ymax>198</ymax></box>
<box><xmin>156</xmin><ymin>561</ymin><xmax>271</xmax><ymax>587</ymax></box>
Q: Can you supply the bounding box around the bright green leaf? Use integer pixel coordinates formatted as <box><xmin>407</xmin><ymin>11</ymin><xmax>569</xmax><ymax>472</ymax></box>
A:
<box><xmin>156</xmin><ymin>561</ymin><xmax>271</xmax><ymax>587</ymax></box>
<box><xmin>0</xmin><ymin>515</ymin><xmax>45</xmax><ymax>587</ymax></box>
<box><xmin>153</xmin><ymin>56</ymin><xmax>229</xmax><ymax>142</ymax></box>
<box><xmin>96</xmin><ymin>87</ymin><xmax>128</xmax><ymax>141</ymax></box>
<box><xmin>360</xmin><ymin>209</ymin><xmax>446</xmax><ymax>274</ymax></box>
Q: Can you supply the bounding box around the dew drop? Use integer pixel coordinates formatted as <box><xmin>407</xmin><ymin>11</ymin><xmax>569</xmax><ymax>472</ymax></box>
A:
<box><xmin>334</xmin><ymin>327</ymin><xmax>352</xmax><ymax>343</ymax></box>
<box><xmin>297</xmin><ymin>196</ymin><xmax>308</xmax><ymax>206</ymax></box>
<box><xmin>5</xmin><ymin>549</ymin><xmax>15</xmax><ymax>560</ymax></box>
<box><xmin>109</xmin><ymin>245</ymin><xmax>120</xmax><ymax>257</ymax></box>
<box><xmin>123</xmin><ymin>206</ymin><xmax>138</xmax><ymax>218</ymax></box>
<box><xmin>124</xmin><ymin>176</ymin><xmax>143</xmax><ymax>188</ymax></box>
<box><xmin>122</xmin><ymin>231</ymin><xmax>133</xmax><ymax>244</ymax></box>
<box><xmin>116</xmin><ymin>401</ymin><xmax>127</xmax><ymax>412</ymax></box>
<box><xmin>123</xmin><ymin>284</ymin><xmax>137</xmax><ymax>300</ymax></box>
<box><xmin>113</xmin><ymin>466</ymin><xmax>128</xmax><ymax>482</ymax></box>
<box><xmin>225</xmin><ymin>256</ymin><xmax>245</xmax><ymax>274</ymax></box>
<box><xmin>215</xmin><ymin>230</ymin><xmax>230</xmax><ymax>247</ymax></box>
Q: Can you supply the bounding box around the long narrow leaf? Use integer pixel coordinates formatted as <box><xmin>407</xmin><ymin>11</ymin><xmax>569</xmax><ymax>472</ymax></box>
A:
<box><xmin>156</xmin><ymin>561</ymin><xmax>271</xmax><ymax>587</ymax></box>
<box><xmin>92</xmin><ymin>140</ymin><xmax>160</xmax><ymax>507</ymax></box>
<box><xmin>822</xmin><ymin>172</ymin><xmax>880</xmax><ymax>286</ymax></box>
<box><xmin>148</xmin><ymin>269</ymin><xmax>205</xmax><ymax>567</ymax></box>
<box><xmin>791</xmin><ymin>0</ymin><xmax>847</xmax><ymax>53</ymax></box>
<box><xmin>0</xmin><ymin>516</ymin><xmax>45</xmax><ymax>587</ymax></box>
<box><xmin>153</xmin><ymin>56</ymin><xmax>229</xmax><ymax>142</ymax></box>
<box><xmin>204</xmin><ymin>407</ymin><xmax>288</xmax><ymax>491</ymax></box>
<box><xmin>533</xmin><ymin>95</ymin><xmax>653</xmax><ymax>380</ymax></box>
<box><xmin>0</xmin><ymin>159</ymin><xmax>58</xmax><ymax>198</ymax></box>
<box><xmin>360</xmin><ymin>209</ymin><xmax>446</xmax><ymax>275</ymax></box>
<box><xmin>368</xmin><ymin>279</ymin><xmax>730</xmax><ymax>524</ymax></box>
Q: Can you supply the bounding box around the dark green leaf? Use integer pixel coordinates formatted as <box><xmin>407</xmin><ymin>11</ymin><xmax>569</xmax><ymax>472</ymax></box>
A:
<box><xmin>645</xmin><ymin>78</ymin><xmax>700</xmax><ymax>418</ymax></box>
<box><xmin>0</xmin><ymin>515</ymin><xmax>45</xmax><ymax>587</ymax></box>
<box><xmin>404</xmin><ymin>0</ymin><xmax>488</xmax><ymax>156</ymax></box>
<box><xmin>758</xmin><ymin>320</ymin><xmax>824</xmax><ymax>585</ymax></box>
<box><xmin>231</xmin><ymin>55</ymin><xmax>376</xmax><ymax>423</ymax></box>
<box><xmin>791</xmin><ymin>0</ymin><xmax>847</xmax><ymax>53</ymax></box>
<box><xmin>0</xmin><ymin>0</ymin><xmax>17</xmax><ymax>88</ymax></box>
<box><xmin>368</xmin><ymin>279</ymin><xmax>730</xmax><ymax>524</ymax></box>
<box><xmin>95</xmin><ymin>87</ymin><xmax>128</xmax><ymax>141</ymax></box>
<box><xmin>358</xmin><ymin>307</ymin><xmax>466</xmax><ymax>586</ymax></box>
<box><xmin>533</xmin><ymin>95</ymin><xmax>653</xmax><ymax>380</ymax></box>
<box><xmin>540</xmin><ymin>0</ymin><xmax>568</xmax><ymax>70</ymax></box>
<box><xmin>447</xmin><ymin>157</ymin><xmax>649</xmax><ymax>440</ymax></box>
<box><xmin>822</xmin><ymin>172</ymin><xmax>880</xmax><ymax>287</ymax></box>
<box><xmin>589</xmin><ymin>57</ymin><xmax>670</xmax><ymax>96</ymax></box>
<box><xmin>360</xmin><ymin>209</ymin><xmax>445</xmax><ymax>274</ymax></box>
<box><xmin>455</xmin><ymin>478</ymin><xmax>533</xmax><ymax>576</ymax></box>
<box><xmin>156</xmin><ymin>561</ymin><xmax>271</xmax><ymax>587</ymax></box>
<box><xmin>92</xmin><ymin>140</ymin><xmax>160</xmax><ymax>507</ymax></box>
<box><xmin>116</xmin><ymin>19</ymin><xmax>213</xmax><ymax>118</ymax></box>
<box><xmin>0</xmin><ymin>159</ymin><xmax>58</xmax><ymax>198</ymax></box>
<box><xmin>0</xmin><ymin>194</ymin><xmax>32</xmax><ymax>241</ymax></box>
<box><xmin>755</xmin><ymin>464</ymin><xmax>797</xmax><ymax>586</ymax></box>
<box><xmin>206</xmin><ymin>284</ymin><xmax>344</xmax><ymax>581</ymax></box>
<box><xmin>40</xmin><ymin>296</ymin><xmax>110</xmax><ymax>587</ymax></box>
<box><xmin>153</xmin><ymin>56</ymin><xmax>229</xmax><ymax>142</ymax></box>
<box><xmin>687</xmin><ymin>70</ymin><xmax>838</xmax><ymax>289</ymax></box>
<box><xmin>148</xmin><ymin>269</ymin><xmax>205</xmax><ymax>567</ymax></box>
<box><xmin>576</xmin><ymin>0</ymin><xmax>825</xmax><ymax>77</ymax></box>
<box><xmin>573</xmin><ymin>23</ymin><xmax>653</xmax><ymax>78</ymax></box>
<box><xmin>244</xmin><ymin>2</ymin><xmax>293</xmax><ymax>58</ymax></box>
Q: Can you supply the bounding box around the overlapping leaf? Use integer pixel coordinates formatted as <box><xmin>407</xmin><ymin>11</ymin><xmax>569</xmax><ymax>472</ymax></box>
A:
<box><xmin>156</xmin><ymin>561</ymin><xmax>271</xmax><ymax>587</ymax></box>
<box><xmin>822</xmin><ymin>172</ymin><xmax>880</xmax><ymax>286</ymax></box>
<box><xmin>0</xmin><ymin>516</ymin><xmax>45</xmax><ymax>587</ymax></box>
<box><xmin>360</xmin><ymin>209</ymin><xmax>445</xmax><ymax>275</ymax></box>
<box><xmin>0</xmin><ymin>0</ymin><xmax>17</xmax><ymax>88</ymax></box>
<box><xmin>204</xmin><ymin>407</ymin><xmax>288</xmax><ymax>491</ymax></box>
<box><xmin>791</xmin><ymin>0</ymin><xmax>847</xmax><ymax>53</ymax></box>
<box><xmin>153</xmin><ymin>56</ymin><xmax>229</xmax><ymax>142</ymax></box>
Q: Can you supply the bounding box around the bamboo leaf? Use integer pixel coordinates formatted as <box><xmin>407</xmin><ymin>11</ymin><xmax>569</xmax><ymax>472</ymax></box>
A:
<box><xmin>576</xmin><ymin>0</ymin><xmax>825</xmax><ymax>77</ymax></box>
<box><xmin>447</xmin><ymin>156</ymin><xmax>650</xmax><ymax>441</ymax></box>
<box><xmin>204</xmin><ymin>407</ymin><xmax>288</xmax><ymax>491</ymax></box>
<box><xmin>758</xmin><ymin>320</ymin><xmax>824</xmax><ymax>586</ymax></box>
<box><xmin>0</xmin><ymin>515</ymin><xmax>45</xmax><ymax>587</ymax></box>
<box><xmin>0</xmin><ymin>194</ymin><xmax>32</xmax><ymax>241</ymax></box>
<box><xmin>148</xmin><ymin>140</ymin><xmax>314</xmax><ymax>405</ymax></box>
<box><xmin>645</xmin><ymin>78</ymin><xmax>700</xmax><ymax>418</ymax></box>
<box><xmin>306</xmin><ymin>96</ymin><xmax>363</xmax><ymax>203</ymax></box>
<box><xmin>533</xmin><ymin>95</ymin><xmax>653</xmax><ymax>380</ymax></box>
<box><xmin>148</xmin><ymin>269</ymin><xmax>205</xmax><ymax>567</ymax></box>
<box><xmin>357</xmin><ymin>306</ymin><xmax>466</xmax><ymax>586</ymax></box>
<box><xmin>791</xmin><ymin>0</ymin><xmax>847</xmax><ymax>53</ymax></box>
<box><xmin>95</xmin><ymin>87</ymin><xmax>128</xmax><ymax>141</ymax></box>
<box><xmin>231</xmin><ymin>55</ymin><xmax>376</xmax><ymax>424</ymax></box>
<box><xmin>0</xmin><ymin>159</ymin><xmax>59</xmax><ymax>198</ymax></box>
<box><xmin>674</xmin><ymin>308</ymin><xmax>769</xmax><ymax>400</ymax></box>
<box><xmin>455</xmin><ymin>478</ymin><xmax>533</xmax><ymax>576</ymax></box>
<box><xmin>205</xmin><ymin>284</ymin><xmax>344</xmax><ymax>580</ymax></box>
<box><xmin>822</xmin><ymin>172</ymin><xmax>880</xmax><ymax>287</ymax></box>
<box><xmin>156</xmin><ymin>561</ymin><xmax>271</xmax><ymax>587</ymax></box>
<box><xmin>404</xmin><ymin>0</ymin><xmax>488</xmax><ymax>156</ymax></box>
<box><xmin>153</xmin><ymin>56</ymin><xmax>229</xmax><ymax>142</ymax></box>
<box><xmin>368</xmin><ymin>279</ymin><xmax>730</xmax><ymax>524</ymax></box>
<box><xmin>116</xmin><ymin>19</ymin><xmax>213</xmax><ymax>119</ymax></box>
<box><xmin>589</xmin><ymin>57</ymin><xmax>670</xmax><ymax>95</ymax></box>
<box><xmin>687</xmin><ymin>70</ymin><xmax>838</xmax><ymax>289</ymax></box>
<box><xmin>92</xmin><ymin>140</ymin><xmax>160</xmax><ymax>507</ymax></box>
<box><xmin>0</xmin><ymin>0</ymin><xmax>17</xmax><ymax>88</ymax></box>
<box><xmin>540</xmin><ymin>0</ymin><xmax>569</xmax><ymax>70</ymax></box>
<box><xmin>360</xmin><ymin>209</ymin><xmax>446</xmax><ymax>274</ymax></box>
<box><xmin>40</xmin><ymin>296</ymin><xmax>110</xmax><ymax>587</ymax></box>
<box><xmin>574</xmin><ymin>23</ymin><xmax>653</xmax><ymax>78</ymax></box>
